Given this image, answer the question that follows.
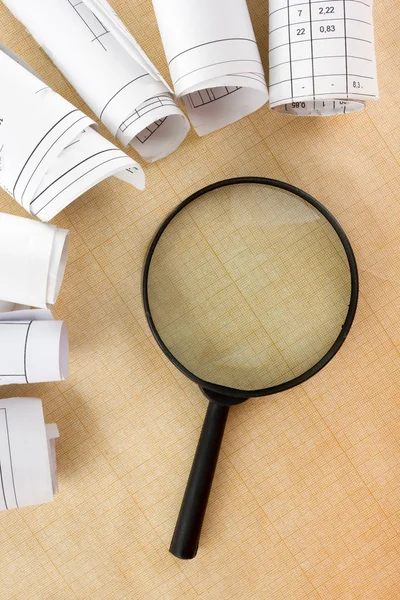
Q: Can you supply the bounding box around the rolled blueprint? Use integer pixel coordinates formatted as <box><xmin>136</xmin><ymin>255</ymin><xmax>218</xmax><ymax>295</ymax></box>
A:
<box><xmin>3</xmin><ymin>0</ymin><xmax>190</xmax><ymax>162</ymax></box>
<box><xmin>0</xmin><ymin>398</ymin><xmax>59</xmax><ymax>510</ymax></box>
<box><xmin>0</xmin><ymin>213</ymin><xmax>68</xmax><ymax>308</ymax></box>
<box><xmin>0</xmin><ymin>309</ymin><xmax>68</xmax><ymax>385</ymax></box>
<box><xmin>0</xmin><ymin>44</ymin><xmax>144</xmax><ymax>222</ymax></box>
<box><xmin>268</xmin><ymin>0</ymin><xmax>379</xmax><ymax>115</ymax></box>
<box><xmin>152</xmin><ymin>0</ymin><xmax>269</xmax><ymax>136</ymax></box>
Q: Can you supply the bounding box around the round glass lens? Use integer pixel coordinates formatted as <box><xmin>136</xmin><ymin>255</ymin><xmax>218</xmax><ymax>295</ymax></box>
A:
<box><xmin>146</xmin><ymin>183</ymin><xmax>353</xmax><ymax>392</ymax></box>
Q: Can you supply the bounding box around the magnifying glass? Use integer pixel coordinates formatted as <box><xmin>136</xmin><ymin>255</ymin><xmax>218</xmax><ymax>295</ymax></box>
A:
<box><xmin>143</xmin><ymin>177</ymin><xmax>358</xmax><ymax>559</ymax></box>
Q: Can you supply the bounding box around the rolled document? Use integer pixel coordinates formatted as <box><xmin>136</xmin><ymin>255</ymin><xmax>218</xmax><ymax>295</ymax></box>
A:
<box><xmin>0</xmin><ymin>44</ymin><xmax>144</xmax><ymax>222</ymax></box>
<box><xmin>0</xmin><ymin>398</ymin><xmax>59</xmax><ymax>510</ymax></box>
<box><xmin>0</xmin><ymin>309</ymin><xmax>68</xmax><ymax>385</ymax></box>
<box><xmin>3</xmin><ymin>0</ymin><xmax>189</xmax><ymax>162</ymax></box>
<box><xmin>0</xmin><ymin>213</ymin><xmax>68</xmax><ymax>308</ymax></box>
<box><xmin>268</xmin><ymin>0</ymin><xmax>379</xmax><ymax>115</ymax></box>
<box><xmin>152</xmin><ymin>0</ymin><xmax>269</xmax><ymax>135</ymax></box>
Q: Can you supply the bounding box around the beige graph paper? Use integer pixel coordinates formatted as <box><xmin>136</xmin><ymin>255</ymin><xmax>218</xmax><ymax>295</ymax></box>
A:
<box><xmin>0</xmin><ymin>0</ymin><xmax>399</xmax><ymax>599</ymax></box>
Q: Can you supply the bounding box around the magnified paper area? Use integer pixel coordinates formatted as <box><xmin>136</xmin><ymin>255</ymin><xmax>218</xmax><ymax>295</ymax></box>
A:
<box><xmin>147</xmin><ymin>184</ymin><xmax>352</xmax><ymax>391</ymax></box>
<box><xmin>268</xmin><ymin>0</ymin><xmax>379</xmax><ymax>115</ymax></box>
<box><xmin>152</xmin><ymin>0</ymin><xmax>268</xmax><ymax>135</ymax></box>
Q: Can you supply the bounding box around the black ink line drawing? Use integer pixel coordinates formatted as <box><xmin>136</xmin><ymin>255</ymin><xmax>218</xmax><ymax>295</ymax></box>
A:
<box><xmin>136</xmin><ymin>118</ymin><xmax>167</xmax><ymax>144</ymax></box>
<box><xmin>169</xmin><ymin>38</ymin><xmax>258</xmax><ymax>66</ymax></box>
<box><xmin>185</xmin><ymin>86</ymin><xmax>241</xmax><ymax>109</ymax></box>
<box><xmin>67</xmin><ymin>0</ymin><xmax>110</xmax><ymax>50</ymax></box>
<box><xmin>35</xmin><ymin>153</ymin><xmax>128</xmax><ymax>217</ymax></box>
<box><xmin>269</xmin><ymin>0</ymin><xmax>371</xmax><ymax>19</ymax></box>
<box><xmin>0</xmin><ymin>322</ymin><xmax>32</xmax><ymax>383</ymax></box>
<box><xmin>14</xmin><ymin>109</ymin><xmax>79</xmax><ymax>199</ymax></box>
<box><xmin>119</xmin><ymin>94</ymin><xmax>174</xmax><ymax>132</ymax></box>
<box><xmin>0</xmin><ymin>408</ymin><xmax>18</xmax><ymax>508</ymax></box>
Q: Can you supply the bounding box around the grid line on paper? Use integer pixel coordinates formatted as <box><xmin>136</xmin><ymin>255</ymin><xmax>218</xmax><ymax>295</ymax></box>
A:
<box><xmin>309</xmin><ymin>0</ymin><xmax>316</xmax><ymax>105</ymax></box>
<box><xmin>118</xmin><ymin>94</ymin><xmax>174</xmax><ymax>133</ymax></box>
<box><xmin>168</xmin><ymin>37</ymin><xmax>258</xmax><ymax>65</ymax></box>
<box><xmin>287</xmin><ymin>1</ymin><xmax>294</xmax><ymax>101</ymax></box>
<box><xmin>99</xmin><ymin>74</ymin><xmax>150</xmax><ymax>120</ymax></box>
<box><xmin>172</xmin><ymin>58</ymin><xmax>263</xmax><ymax>87</ymax></box>
<box><xmin>21</xmin><ymin>115</ymin><xmax>87</xmax><ymax>207</ymax></box>
<box><xmin>186</xmin><ymin>86</ymin><xmax>242</xmax><ymax>109</ymax></box>
<box><xmin>269</xmin><ymin>35</ymin><xmax>372</xmax><ymax>53</ymax></box>
<box><xmin>135</xmin><ymin>119</ymin><xmax>167</xmax><ymax>144</ymax></box>
<box><xmin>23</xmin><ymin>321</ymin><xmax>32</xmax><ymax>384</ymax></box>
<box><xmin>343</xmin><ymin>0</ymin><xmax>349</xmax><ymax>97</ymax></box>
<box><xmin>13</xmin><ymin>109</ymin><xmax>79</xmax><ymax>199</ymax></box>
<box><xmin>0</xmin><ymin>408</ymin><xmax>18</xmax><ymax>508</ymax></box>
<box><xmin>34</xmin><ymin>154</ymin><xmax>129</xmax><ymax>217</ymax></box>
<box><xmin>269</xmin><ymin>16</ymin><xmax>372</xmax><ymax>34</ymax></box>
<box><xmin>270</xmin><ymin>54</ymin><xmax>373</xmax><ymax>70</ymax></box>
<box><xmin>269</xmin><ymin>0</ymin><xmax>377</xmax><ymax>109</ymax></box>
<box><xmin>269</xmin><ymin>0</ymin><xmax>371</xmax><ymax>17</ymax></box>
<box><xmin>67</xmin><ymin>0</ymin><xmax>110</xmax><ymax>50</ymax></box>
<box><xmin>269</xmin><ymin>72</ymin><xmax>375</xmax><ymax>87</ymax></box>
<box><xmin>0</xmin><ymin>455</ymin><xmax>8</xmax><ymax>510</ymax></box>
<box><xmin>0</xmin><ymin>321</ymin><xmax>31</xmax><ymax>382</ymax></box>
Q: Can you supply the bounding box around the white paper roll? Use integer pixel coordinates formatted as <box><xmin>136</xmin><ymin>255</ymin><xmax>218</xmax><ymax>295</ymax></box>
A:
<box><xmin>268</xmin><ymin>0</ymin><xmax>379</xmax><ymax>115</ymax></box>
<box><xmin>0</xmin><ymin>398</ymin><xmax>59</xmax><ymax>510</ymax></box>
<box><xmin>0</xmin><ymin>213</ymin><xmax>68</xmax><ymax>308</ymax></box>
<box><xmin>0</xmin><ymin>309</ymin><xmax>68</xmax><ymax>385</ymax></box>
<box><xmin>0</xmin><ymin>43</ymin><xmax>145</xmax><ymax>222</ymax></box>
<box><xmin>152</xmin><ymin>0</ymin><xmax>269</xmax><ymax>135</ymax></box>
<box><xmin>3</xmin><ymin>0</ymin><xmax>190</xmax><ymax>163</ymax></box>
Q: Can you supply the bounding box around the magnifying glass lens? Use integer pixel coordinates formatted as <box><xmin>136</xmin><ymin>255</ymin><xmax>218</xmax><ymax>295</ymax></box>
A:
<box><xmin>147</xmin><ymin>183</ymin><xmax>352</xmax><ymax>392</ymax></box>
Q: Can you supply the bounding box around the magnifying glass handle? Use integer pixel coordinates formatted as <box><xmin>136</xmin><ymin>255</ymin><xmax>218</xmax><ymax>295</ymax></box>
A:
<box><xmin>170</xmin><ymin>401</ymin><xmax>230</xmax><ymax>559</ymax></box>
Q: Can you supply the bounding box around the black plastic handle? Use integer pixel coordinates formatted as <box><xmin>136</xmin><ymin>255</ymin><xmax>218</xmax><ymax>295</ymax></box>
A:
<box><xmin>170</xmin><ymin>401</ymin><xmax>230</xmax><ymax>559</ymax></box>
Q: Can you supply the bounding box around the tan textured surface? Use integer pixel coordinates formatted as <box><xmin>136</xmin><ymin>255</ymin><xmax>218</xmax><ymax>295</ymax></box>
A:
<box><xmin>0</xmin><ymin>1</ymin><xmax>399</xmax><ymax>598</ymax></box>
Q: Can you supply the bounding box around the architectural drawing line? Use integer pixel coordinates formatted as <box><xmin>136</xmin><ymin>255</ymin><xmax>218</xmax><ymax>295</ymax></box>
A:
<box><xmin>269</xmin><ymin>0</ymin><xmax>371</xmax><ymax>17</ymax></box>
<box><xmin>13</xmin><ymin>109</ymin><xmax>79</xmax><ymax>198</ymax></box>
<box><xmin>136</xmin><ymin>118</ymin><xmax>167</xmax><ymax>144</ymax></box>
<box><xmin>273</xmin><ymin>91</ymin><xmax>376</xmax><ymax>104</ymax></box>
<box><xmin>186</xmin><ymin>86</ymin><xmax>241</xmax><ymax>109</ymax></box>
<box><xmin>269</xmin><ymin>72</ymin><xmax>375</xmax><ymax>87</ymax></box>
<box><xmin>173</xmin><ymin>58</ymin><xmax>263</xmax><ymax>87</ymax></box>
<box><xmin>270</xmin><ymin>36</ymin><xmax>372</xmax><ymax>53</ymax></box>
<box><xmin>270</xmin><ymin>16</ymin><xmax>371</xmax><ymax>35</ymax></box>
<box><xmin>31</xmin><ymin>148</ymin><xmax>120</xmax><ymax>206</ymax></box>
<box><xmin>67</xmin><ymin>0</ymin><xmax>109</xmax><ymax>50</ymax></box>
<box><xmin>21</xmin><ymin>115</ymin><xmax>87</xmax><ymax>206</ymax></box>
<box><xmin>168</xmin><ymin>38</ymin><xmax>257</xmax><ymax>66</ymax></box>
<box><xmin>35</xmin><ymin>154</ymin><xmax>129</xmax><ymax>217</ymax></box>
<box><xmin>270</xmin><ymin>54</ymin><xmax>372</xmax><ymax>69</ymax></box>
<box><xmin>99</xmin><ymin>74</ymin><xmax>150</xmax><ymax>120</ymax></box>
<box><xmin>23</xmin><ymin>321</ymin><xmax>32</xmax><ymax>384</ymax></box>
<box><xmin>3</xmin><ymin>408</ymin><xmax>18</xmax><ymax>508</ymax></box>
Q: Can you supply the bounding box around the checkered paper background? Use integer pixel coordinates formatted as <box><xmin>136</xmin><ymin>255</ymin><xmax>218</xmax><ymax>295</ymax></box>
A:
<box><xmin>0</xmin><ymin>1</ymin><xmax>399</xmax><ymax>599</ymax></box>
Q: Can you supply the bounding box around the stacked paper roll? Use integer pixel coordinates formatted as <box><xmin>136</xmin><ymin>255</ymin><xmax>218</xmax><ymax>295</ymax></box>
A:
<box><xmin>3</xmin><ymin>0</ymin><xmax>190</xmax><ymax>163</ymax></box>
<box><xmin>0</xmin><ymin>398</ymin><xmax>59</xmax><ymax>511</ymax></box>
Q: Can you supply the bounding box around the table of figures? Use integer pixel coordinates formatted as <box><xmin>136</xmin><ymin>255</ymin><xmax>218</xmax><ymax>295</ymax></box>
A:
<box><xmin>268</xmin><ymin>0</ymin><xmax>379</xmax><ymax>115</ymax></box>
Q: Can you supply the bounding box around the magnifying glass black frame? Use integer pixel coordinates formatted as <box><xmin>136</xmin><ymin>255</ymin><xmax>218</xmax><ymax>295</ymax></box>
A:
<box><xmin>142</xmin><ymin>177</ymin><xmax>359</xmax><ymax>559</ymax></box>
